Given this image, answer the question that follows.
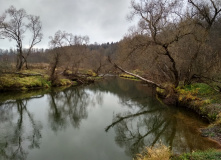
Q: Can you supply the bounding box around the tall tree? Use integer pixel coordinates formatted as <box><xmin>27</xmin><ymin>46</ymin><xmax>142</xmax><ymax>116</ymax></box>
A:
<box><xmin>0</xmin><ymin>6</ymin><xmax>43</xmax><ymax>70</ymax></box>
<box><xmin>125</xmin><ymin>0</ymin><xmax>187</xmax><ymax>87</ymax></box>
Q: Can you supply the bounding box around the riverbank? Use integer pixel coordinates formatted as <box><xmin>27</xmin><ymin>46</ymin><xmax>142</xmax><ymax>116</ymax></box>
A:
<box><xmin>156</xmin><ymin>82</ymin><xmax>221</xmax><ymax>144</ymax></box>
<box><xmin>118</xmin><ymin>74</ymin><xmax>221</xmax><ymax>158</ymax></box>
<box><xmin>176</xmin><ymin>83</ymin><xmax>221</xmax><ymax>144</ymax></box>
<box><xmin>119</xmin><ymin>73</ymin><xmax>221</xmax><ymax>144</ymax></box>
<box><xmin>134</xmin><ymin>144</ymin><xmax>221</xmax><ymax>160</ymax></box>
<box><xmin>0</xmin><ymin>69</ymin><xmax>101</xmax><ymax>91</ymax></box>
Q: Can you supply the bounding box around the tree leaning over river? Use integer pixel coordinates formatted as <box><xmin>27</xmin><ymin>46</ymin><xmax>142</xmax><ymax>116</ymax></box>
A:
<box><xmin>112</xmin><ymin>0</ymin><xmax>221</xmax><ymax>91</ymax></box>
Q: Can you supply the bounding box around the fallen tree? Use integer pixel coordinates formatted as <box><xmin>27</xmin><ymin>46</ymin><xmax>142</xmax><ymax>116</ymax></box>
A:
<box><xmin>108</xmin><ymin>56</ymin><xmax>165</xmax><ymax>89</ymax></box>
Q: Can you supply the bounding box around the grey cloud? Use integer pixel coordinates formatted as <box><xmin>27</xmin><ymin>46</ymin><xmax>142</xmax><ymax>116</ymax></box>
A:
<box><xmin>0</xmin><ymin>0</ymin><xmax>134</xmax><ymax>49</ymax></box>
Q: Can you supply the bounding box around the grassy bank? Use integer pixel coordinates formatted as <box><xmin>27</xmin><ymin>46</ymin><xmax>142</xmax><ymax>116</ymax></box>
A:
<box><xmin>176</xmin><ymin>83</ymin><xmax>221</xmax><ymax>122</ymax></box>
<box><xmin>175</xmin><ymin>83</ymin><xmax>221</xmax><ymax>143</ymax></box>
<box><xmin>0</xmin><ymin>73</ymin><xmax>51</xmax><ymax>91</ymax></box>
<box><xmin>134</xmin><ymin>144</ymin><xmax>221</xmax><ymax>160</ymax></box>
<box><xmin>0</xmin><ymin>69</ymin><xmax>75</xmax><ymax>91</ymax></box>
<box><xmin>172</xmin><ymin>149</ymin><xmax>221</xmax><ymax>160</ymax></box>
<box><xmin>119</xmin><ymin>72</ymin><xmax>221</xmax><ymax>144</ymax></box>
<box><xmin>0</xmin><ymin>68</ymin><xmax>103</xmax><ymax>91</ymax></box>
<box><xmin>156</xmin><ymin>82</ymin><xmax>221</xmax><ymax>144</ymax></box>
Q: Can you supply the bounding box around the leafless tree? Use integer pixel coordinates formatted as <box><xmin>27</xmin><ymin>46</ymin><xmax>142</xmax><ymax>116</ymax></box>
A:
<box><xmin>48</xmin><ymin>30</ymin><xmax>89</xmax><ymax>82</ymax></box>
<box><xmin>188</xmin><ymin>0</ymin><xmax>221</xmax><ymax>30</ymax></box>
<box><xmin>112</xmin><ymin>0</ymin><xmax>221</xmax><ymax>91</ymax></box>
<box><xmin>121</xmin><ymin>0</ymin><xmax>189</xmax><ymax>87</ymax></box>
<box><xmin>183</xmin><ymin>0</ymin><xmax>221</xmax><ymax>85</ymax></box>
<box><xmin>0</xmin><ymin>6</ymin><xmax>43</xmax><ymax>70</ymax></box>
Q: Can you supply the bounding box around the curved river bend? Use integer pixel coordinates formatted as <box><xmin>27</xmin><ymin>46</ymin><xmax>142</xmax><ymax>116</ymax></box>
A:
<box><xmin>0</xmin><ymin>77</ymin><xmax>220</xmax><ymax>160</ymax></box>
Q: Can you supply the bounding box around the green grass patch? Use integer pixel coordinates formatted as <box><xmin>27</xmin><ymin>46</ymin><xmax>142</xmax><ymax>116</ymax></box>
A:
<box><xmin>172</xmin><ymin>149</ymin><xmax>221</xmax><ymax>160</ymax></box>
<box><xmin>87</xmin><ymin>69</ymin><xmax>97</xmax><ymax>77</ymax></box>
<box><xmin>180</xmin><ymin>83</ymin><xmax>215</xmax><ymax>96</ymax></box>
<box><xmin>0</xmin><ymin>74</ymin><xmax>51</xmax><ymax>90</ymax></box>
<box><xmin>176</xmin><ymin>82</ymin><xmax>221</xmax><ymax>122</ymax></box>
<box><xmin>53</xmin><ymin>78</ymin><xmax>72</xmax><ymax>86</ymax></box>
<box><xmin>72</xmin><ymin>81</ymin><xmax>78</xmax><ymax>86</ymax></box>
<box><xmin>119</xmin><ymin>73</ymin><xmax>140</xmax><ymax>80</ymax></box>
<box><xmin>65</xmin><ymin>69</ymin><xmax>97</xmax><ymax>77</ymax></box>
<box><xmin>135</xmin><ymin>146</ymin><xmax>221</xmax><ymax>160</ymax></box>
<box><xmin>87</xmin><ymin>76</ymin><xmax>103</xmax><ymax>81</ymax></box>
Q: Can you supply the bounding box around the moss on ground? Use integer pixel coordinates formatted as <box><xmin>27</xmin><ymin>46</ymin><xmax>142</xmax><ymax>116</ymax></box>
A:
<box><xmin>53</xmin><ymin>78</ymin><xmax>73</xmax><ymax>86</ymax></box>
<box><xmin>0</xmin><ymin>68</ymin><xmax>103</xmax><ymax>92</ymax></box>
<box><xmin>0</xmin><ymin>69</ymin><xmax>80</xmax><ymax>91</ymax></box>
<box><xmin>0</xmin><ymin>74</ymin><xmax>51</xmax><ymax>90</ymax></box>
<box><xmin>65</xmin><ymin>69</ymin><xmax>97</xmax><ymax>77</ymax></box>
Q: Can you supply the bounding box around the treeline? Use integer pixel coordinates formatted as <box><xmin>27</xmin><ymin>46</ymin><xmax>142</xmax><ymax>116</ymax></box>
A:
<box><xmin>0</xmin><ymin>42</ymin><xmax>116</xmax><ymax>64</ymax></box>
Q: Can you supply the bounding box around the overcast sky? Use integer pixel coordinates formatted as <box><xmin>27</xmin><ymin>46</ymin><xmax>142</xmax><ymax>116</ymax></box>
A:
<box><xmin>0</xmin><ymin>0</ymin><xmax>136</xmax><ymax>49</ymax></box>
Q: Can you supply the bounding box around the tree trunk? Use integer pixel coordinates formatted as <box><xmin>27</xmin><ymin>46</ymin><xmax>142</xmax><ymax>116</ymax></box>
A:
<box><xmin>16</xmin><ymin>53</ymin><xmax>23</xmax><ymax>71</ymax></box>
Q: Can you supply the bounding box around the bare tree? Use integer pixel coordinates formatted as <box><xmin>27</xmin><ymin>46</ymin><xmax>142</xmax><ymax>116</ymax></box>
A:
<box><xmin>122</xmin><ymin>0</ymin><xmax>189</xmax><ymax>87</ymax></box>
<box><xmin>183</xmin><ymin>0</ymin><xmax>221</xmax><ymax>85</ymax></box>
<box><xmin>48</xmin><ymin>30</ymin><xmax>67</xmax><ymax>82</ymax></box>
<box><xmin>0</xmin><ymin>15</ymin><xmax>5</xmax><ymax>39</ymax></box>
<box><xmin>0</xmin><ymin>6</ymin><xmax>43</xmax><ymax>70</ymax></box>
<box><xmin>188</xmin><ymin>0</ymin><xmax>221</xmax><ymax>30</ymax></box>
<box><xmin>48</xmin><ymin>30</ymin><xmax>89</xmax><ymax>82</ymax></box>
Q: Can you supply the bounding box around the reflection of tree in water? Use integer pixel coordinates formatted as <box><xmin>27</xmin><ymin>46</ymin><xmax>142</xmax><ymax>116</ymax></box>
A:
<box><xmin>104</xmin><ymin>79</ymin><xmax>220</xmax><ymax>157</ymax></box>
<box><xmin>0</xmin><ymin>97</ymin><xmax>42</xmax><ymax>160</ymax></box>
<box><xmin>48</xmin><ymin>87</ymin><xmax>103</xmax><ymax>131</ymax></box>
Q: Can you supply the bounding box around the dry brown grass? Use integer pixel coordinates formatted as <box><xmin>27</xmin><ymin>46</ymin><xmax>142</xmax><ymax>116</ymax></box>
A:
<box><xmin>134</xmin><ymin>144</ymin><xmax>171</xmax><ymax>160</ymax></box>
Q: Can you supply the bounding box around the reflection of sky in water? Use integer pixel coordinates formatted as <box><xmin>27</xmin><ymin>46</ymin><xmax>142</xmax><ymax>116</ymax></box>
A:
<box><xmin>0</xmin><ymin>77</ymin><xmax>220</xmax><ymax>160</ymax></box>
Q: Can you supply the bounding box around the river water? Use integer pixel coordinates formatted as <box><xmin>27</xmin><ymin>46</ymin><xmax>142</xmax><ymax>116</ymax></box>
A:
<box><xmin>0</xmin><ymin>77</ymin><xmax>220</xmax><ymax>160</ymax></box>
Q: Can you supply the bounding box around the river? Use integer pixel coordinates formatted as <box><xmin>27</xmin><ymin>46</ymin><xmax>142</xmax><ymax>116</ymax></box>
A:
<box><xmin>0</xmin><ymin>77</ymin><xmax>220</xmax><ymax>160</ymax></box>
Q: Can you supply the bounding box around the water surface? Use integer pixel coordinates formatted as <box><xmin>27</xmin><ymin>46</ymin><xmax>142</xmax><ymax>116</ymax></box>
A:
<box><xmin>0</xmin><ymin>77</ymin><xmax>220</xmax><ymax>160</ymax></box>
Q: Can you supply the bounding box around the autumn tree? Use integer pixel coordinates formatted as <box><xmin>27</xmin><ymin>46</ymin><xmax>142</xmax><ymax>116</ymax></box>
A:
<box><xmin>0</xmin><ymin>6</ymin><xmax>43</xmax><ymax>70</ymax></box>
